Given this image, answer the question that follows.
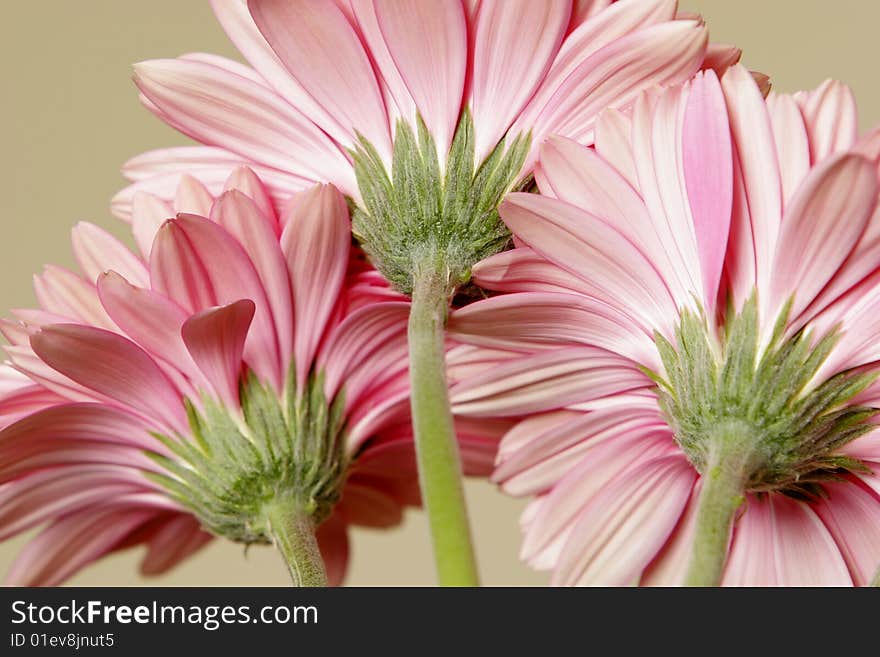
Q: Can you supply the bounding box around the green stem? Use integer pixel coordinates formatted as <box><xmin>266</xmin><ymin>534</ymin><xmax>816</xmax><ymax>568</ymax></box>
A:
<box><xmin>684</xmin><ymin>425</ymin><xmax>755</xmax><ymax>586</ymax></box>
<box><xmin>408</xmin><ymin>260</ymin><xmax>479</xmax><ymax>586</ymax></box>
<box><xmin>264</xmin><ymin>498</ymin><xmax>327</xmax><ymax>587</ymax></box>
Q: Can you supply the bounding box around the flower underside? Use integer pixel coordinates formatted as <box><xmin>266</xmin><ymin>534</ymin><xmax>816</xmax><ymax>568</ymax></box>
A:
<box><xmin>653</xmin><ymin>294</ymin><xmax>877</xmax><ymax>499</ymax></box>
<box><xmin>352</xmin><ymin>111</ymin><xmax>531</xmax><ymax>296</ymax></box>
<box><xmin>146</xmin><ymin>368</ymin><xmax>348</xmax><ymax>544</ymax></box>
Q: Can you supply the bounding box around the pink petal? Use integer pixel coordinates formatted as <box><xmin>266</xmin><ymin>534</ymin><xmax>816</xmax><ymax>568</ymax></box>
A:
<box><xmin>280</xmin><ymin>185</ymin><xmax>351</xmax><ymax>390</ymax></box>
<box><xmin>553</xmin><ymin>455</ymin><xmax>696</xmax><ymax>585</ymax></box>
<box><xmin>151</xmin><ymin>215</ymin><xmax>282</xmax><ymax>389</ymax></box>
<box><xmin>96</xmin><ymin>272</ymin><xmax>202</xmax><ymax>390</ymax></box>
<box><xmin>449</xmin><ymin>346</ymin><xmax>651</xmax><ymax>417</ymax></box>
<box><xmin>30</xmin><ymin>325</ymin><xmax>187</xmax><ymax>435</ymax></box>
<box><xmin>813</xmin><ymin>481</ymin><xmax>880</xmax><ymax>586</ymax></box>
<box><xmin>247</xmin><ymin>0</ymin><xmax>392</xmax><ymax>163</ymax></box>
<box><xmin>724</xmin><ymin>494</ymin><xmax>852</xmax><ymax>586</ymax></box>
<box><xmin>316</xmin><ymin>513</ymin><xmax>349</xmax><ymax>587</ymax></box>
<box><xmin>319</xmin><ymin>302</ymin><xmax>410</xmax><ymax>403</ymax></box>
<box><xmin>5</xmin><ymin>505</ymin><xmax>162</xmax><ymax>586</ymax></box>
<box><xmin>223</xmin><ymin>166</ymin><xmax>277</xmax><ymax>224</ymax></box>
<box><xmin>469</xmin><ymin>0</ymin><xmax>570</xmax><ymax>162</ymax></box>
<box><xmin>682</xmin><ymin>70</ymin><xmax>733</xmax><ymax>314</ymax></box>
<box><xmin>174</xmin><ymin>174</ymin><xmax>214</xmax><ymax>216</ymax></box>
<box><xmin>140</xmin><ymin>514</ymin><xmax>213</xmax><ymax>576</ymax></box>
<box><xmin>370</xmin><ymin>0</ymin><xmax>466</xmax><ymax>158</ymax></box>
<box><xmin>182</xmin><ymin>300</ymin><xmax>255</xmax><ymax>409</ymax></box>
<box><xmin>641</xmin><ymin>481</ymin><xmax>701</xmax><ymax>586</ymax></box>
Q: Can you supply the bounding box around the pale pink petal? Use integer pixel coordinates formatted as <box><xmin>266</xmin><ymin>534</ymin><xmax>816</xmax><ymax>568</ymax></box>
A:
<box><xmin>449</xmin><ymin>346</ymin><xmax>651</xmax><ymax>417</ymax></box>
<box><xmin>281</xmin><ymin>184</ymin><xmax>351</xmax><ymax>390</ymax></box>
<box><xmin>553</xmin><ymin>455</ymin><xmax>696</xmax><ymax>585</ymax></box>
<box><xmin>495</xmin><ymin>404</ymin><xmax>666</xmax><ymax>497</ymax></box>
<box><xmin>513</xmin><ymin>17</ymin><xmax>706</xmax><ymax>166</ymax></box>
<box><xmin>766</xmin><ymin>93</ymin><xmax>811</xmax><ymax>205</ymax></box>
<box><xmin>123</xmin><ymin>146</ymin><xmax>245</xmax><ymax>182</ymax></box>
<box><xmin>247</xmin><ymin>0</ymin><xmax>392</xmax><ymax>163</ymax></box>
<box><xmin>210</xmin><ymin>191</ymin><xmax>293</xmax><ymax>370</ymax></box>
<box><xmin>30</xmin><ymin>326</ymin><xmax>187</xmax><ymax>435</ymax></box>
<box><xmin>517</xmin><ymin>0</ymin><xmax>679</xmax><ymax>150</ymax></box>
<box><xmin>71</xmin><ymin>222</ymin><xmax>149</xmax><ymax>288</ymax></box>
<box><xmin>813</xmin><ymin>481</ymin><xmax>880</xmax><ymax>586</ymax></box>
<box><xmin>796</xmin><ymin>79</ymin><xmax>858</xmax><ymax>163</ymax></box>
<box><xmin>133</xmin><ymin>58</ymin><xmax>355</xmax><ymax>194</ymax></box>
<box><xmin>593</xmin><ymin>106</ymin><xmax>636</xmax><ymax>187</ymax></box>
<box><xmin>720</xmin><ymin>64</ymin><xmax>783</xmax><ymax>305</ymax></box>
<box><xmin>500</xmin><ymin>192</ymin><xmax>677</xmax><ymax>333</ymax></box>
<box><xmin>131</xmin><ymin>192</ymin><xmax>173</xmax><ymax>257</ymax></box>
<box><xmin>569</xmin><ymin>0</ymin><xmax>614</xmax><ymax>29</ymax></box>
<box><xmin>34</xmin><ymin>266</ymin><xmax>115</xmax><ymax>331</ymax></box>
<box><xmin>470</xmin><ymin>0</ymin><xmax>570</xmax><ymax>162</ymax></box>
<box><xmin>641</xmin><ymin>481</ymin><xmax>701</xmax><ymax>586</ymax></box>
<box><xmin>682</xmin><ymin>70</ymin><xmax>733</xmax><ymax>314</ymax></box>
<box><xmin>370</xmin><ymin>0</ymin><xmax>466</xmax><ymax>158</ymax></box>
<box><xmin>182</xmin><ymin>300</ymin><xmax>255</xmax><ymax>409</ymax></box>
<box><xmin>519</xmin><ymin>430</ymin><xmax>677</xmax><ymax>569</ymax></box>
<box><xmin>471</xmin><ymin>246</ymin><xmax>590</xmax><ymax>295</ymax></box>
<box><xmin>537</xmin><ymin>135</ymin><xmax>689</xmax><ymax>307</ymax></box>
<box><xmin>447</xmin><ymin>291</ymin><xmax>658</xmax><ymax>368</ymax></box>
<box><xmin>769</xmin><ymin>153</ymin><xmax>876</xmax><ymax>322</ymax></box>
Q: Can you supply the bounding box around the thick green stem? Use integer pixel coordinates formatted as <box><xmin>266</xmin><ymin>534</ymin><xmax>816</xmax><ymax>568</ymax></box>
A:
<box><xmin>684</xmin><ymin>425</ymin><xmax>756</xmax><ymax>586</ymax></box>
<box><xmin>264</xmin><ymin>498</ymin><xmax>327</xmax><ymax>587</ymax></box>
<box><xmin>408</xmin><ymin>261</ymin><xmax>479</xmax><ymax>586</ymax></box>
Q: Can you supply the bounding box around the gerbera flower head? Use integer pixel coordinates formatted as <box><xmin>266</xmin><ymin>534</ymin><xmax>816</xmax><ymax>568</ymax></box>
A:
<box><xmin>0</xmin><ymin>169</ymin><xmax>490</xmax><ymax>586</ymax></box>
<box><xmin>116</xmin><ymin>0</ymin><xmax>731</xmax><ymax>297</ymax></box>
<box><xmin>448</xmin><ymin>64</ymin><xmax>880</xmax><ymax>585</ymax></box>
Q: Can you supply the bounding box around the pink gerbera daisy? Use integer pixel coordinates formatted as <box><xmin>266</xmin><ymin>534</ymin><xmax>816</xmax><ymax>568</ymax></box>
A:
<box><xmin>448</xmin><ymin>65</ymin><xmax>880</xmax><ymax>585</ymax></box>
<box><xmin>0</xmin><ymin>169</ymin><xmax>500</xmax><ymax>586</ymax></box>
<box><xmin>109</xmin><ymin>0</ymin><xmax>735</xmax><ymax>585</ymax></box>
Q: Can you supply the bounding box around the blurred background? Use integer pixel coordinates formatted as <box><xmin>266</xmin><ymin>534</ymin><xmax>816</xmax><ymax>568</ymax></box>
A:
<box><xmin>0</xmin><ymin>1</ymin><xmax>875</xmax><ymax>585</ymax></box>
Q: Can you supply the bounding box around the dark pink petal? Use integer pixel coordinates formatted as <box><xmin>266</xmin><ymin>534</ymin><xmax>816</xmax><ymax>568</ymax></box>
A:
<box><xmin>182</xmin><ymin>300</ymin><xmax>254</xmax><ymax>409</ymax></box>
<box><xmin>281</xmin><ymin>185</ymin><xmax>351</xmax><ymax>390</ymax></box>
<box><xmin>30</xmin><ymin>326</ymin><xmax>187</xmax><ymax>435</ymax></box>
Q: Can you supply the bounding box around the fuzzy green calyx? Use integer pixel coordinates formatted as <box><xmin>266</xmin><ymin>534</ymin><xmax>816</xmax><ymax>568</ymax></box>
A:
<box><xmin>351</xmin><ymin>111</ymin><xmax>531</xmax><ymax>296</ymax></box>
<box><xmin>654</xmin><ymin>295</ymin><xmax>877</xmax><ymax>498</ymax></box>
<box><xmin>146</xmin><ymin>369</ymin><xmax>348</xmax><ymax>545</ymax></box>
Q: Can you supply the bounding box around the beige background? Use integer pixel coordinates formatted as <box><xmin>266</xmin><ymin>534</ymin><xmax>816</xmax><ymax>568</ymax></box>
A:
<box><xmin>0</xmin><ymin>1</ymin><xmax>875</xmax><ymax>586</ymax></box>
